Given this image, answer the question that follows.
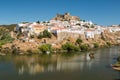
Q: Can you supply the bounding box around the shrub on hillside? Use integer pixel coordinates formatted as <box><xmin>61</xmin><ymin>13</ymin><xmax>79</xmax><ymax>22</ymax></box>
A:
<box><xmin>80</xmin><ymin>44</ymin><xmax>89</xmax><ymax>51</ymax></box>
<box><xmin>30</xmin><ymin>35</ymin><xmax>34</xmax><ymax>39</ymax></box>
<box><xmin>38</xmin><ymin>44</ymin><xmax>52</xmax><ymax>53</ymax></box>
<box><xmin>93</xmin><ymin>43</ymin><xmax>99</xmax><ymax>48</ymax></box>
<box><xmin>90</xmin><ymin>25</ymin><xmax>95</xmax><ymax>28</ymax></box>
<box><xmin>75</xmin><ymin>38</ymin><xmax>82</xmax><ymax>45</ymax></box>
<box><xmin>62</xmin><ymin>42</ymin><xmax>79</xmax><ymax>52</ymax></box>
<box><xmin>38</xmin><ymin>30</ymin><xmax>52</xmax><ymax>39</ymax></box>
<box><xmin>0</xmin><ymin>27</ymin><xmax>14</xmax><ymax>47</ymax></box>
<box><xmin>43</xmin><ymin>30</ymin><xmax>52</xmax><ymax>38</ymax></box>
<box><xmin>37</xmin><ymin>34</ymin><xmax>43</xmax><ymax>39</ymax></box>
<box><xmin>106</xmin><ymin>42</ymin><xmax>112</xmax><ymax>47</ymax></box>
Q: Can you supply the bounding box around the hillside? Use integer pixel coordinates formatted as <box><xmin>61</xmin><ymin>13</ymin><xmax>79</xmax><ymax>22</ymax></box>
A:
<box><xmin>0</xmin><ymin>24</ymin><xmax>16</xmax><ymax>31</ymax></box>
<box><xmin>0</xmin><ymin>13</ymin><xmax>120</xmax><ymax>54</ymax></box>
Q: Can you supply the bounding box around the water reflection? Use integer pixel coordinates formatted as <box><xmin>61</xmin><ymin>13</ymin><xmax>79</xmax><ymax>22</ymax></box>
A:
<box><xmin>13</xmin><ymin>55</ymin><xmax>57</xmax><ymax>75</ymax></box>
<box><xmin>8</xmin><ymin>52</ymin><xmax>95</xmax><ymax>75</ymax></box>
<box><xmin>0</xmin><ymin>46</ymin><xmax>120</xmax><ymax>80</ymax></box>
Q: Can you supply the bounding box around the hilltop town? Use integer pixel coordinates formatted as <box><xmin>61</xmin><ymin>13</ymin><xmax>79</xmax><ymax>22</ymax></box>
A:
<box><xmin>1</xmin><ymin>13</ymin><xmax>120</xmax><ymax>54</ymax></box>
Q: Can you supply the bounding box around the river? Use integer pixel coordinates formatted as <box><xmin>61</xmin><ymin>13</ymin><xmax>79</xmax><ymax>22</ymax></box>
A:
<box><xmin>0</xmin><ymin>46</ymin><xmax>120</xmax><ymax>80</ymax></box>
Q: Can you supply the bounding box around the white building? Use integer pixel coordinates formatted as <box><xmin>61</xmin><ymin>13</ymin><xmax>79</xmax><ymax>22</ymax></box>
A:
<box><xmin>85</xmin><ymin>30</ymin><xmax>95</xmax><ymax>39</ymax></box>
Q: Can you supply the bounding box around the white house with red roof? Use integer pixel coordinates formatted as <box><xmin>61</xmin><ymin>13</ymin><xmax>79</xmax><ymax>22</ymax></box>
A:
<box><xmin>28</xmin><ymin>22</ymin><xmax>47</xmax><ymax>35</ymax></box>
<box><xmin>16</xmin><ymin>22</ymin><xmax>47</xmax><ymax>37</ymax></box>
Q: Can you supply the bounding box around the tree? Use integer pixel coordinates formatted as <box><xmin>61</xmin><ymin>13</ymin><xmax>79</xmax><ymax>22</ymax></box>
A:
<box><xmin>38</xmin><ymin>30</ymin><xmax>52</xmax><ymax>39</ymax></box>
<box><xmin>106</xmin><ymin>42</ymin><xmax>111</xmax><ymax>47</ymax></box>
<box><xmin>80</xmin><ymin>44</ymin><xmax>89</xmax><ymax>52</ymax></box>
<box><xmin>93</xmin><ymin>43</ymin><xmax>99</xmax><ymax>48</ymax></box>
<box><xmin>0</xmin><ymin>27</ymin><xmax>14</xmax><ymax>47</ymax></box>
<box><xmin>38</xmin><ymin>33</ymin><xmax>43</xmax><ymax>39</ymax></box>
<box><xmin>30</xmin><ymin>35</ymin><xmax>34</xmax><ymax>39</ymax></box>
<box><xmin>91</xmin><ymin>25</ymin><xmax>95</xmax><ymax>28</ymax></box>
<box><xmin>83</xmin><ymin>20</ymin><xmax>85</xmax><ymax>22</ymax></box>
<box><xmin>62</xmin><ymin>42</ymin><xmax>79</xmax><ymax>52</ymax></box>
<box><xmin>38</xmin><ymin>44</ymin><xmax>52</xmax><ymax>53</ymax></box>
<box><xmin>43</xmin><ymin>30</ymin><xmax>52</xmax><ymax>38</ymax></box>
<box><xmin>36</xmin><ymin>21</ymin><xmax>40</xmax><ymax>24</ymax></box>
<box><xmin>76</xmin><ymin>38</ymin><xmax>82</xmax><ymax>45</ymax></box>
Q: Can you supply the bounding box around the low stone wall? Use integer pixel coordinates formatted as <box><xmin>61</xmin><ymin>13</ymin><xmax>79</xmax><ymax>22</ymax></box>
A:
<box><xmin>57</xmin><ymin>32</ymin><xmax>86</xmax><ymax>41</ymax></box>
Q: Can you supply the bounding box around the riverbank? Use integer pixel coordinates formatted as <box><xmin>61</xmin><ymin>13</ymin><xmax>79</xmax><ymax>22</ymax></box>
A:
<box><xmin>0</xmin><ymin>42</ymin><xmax>119</xmax><ymax>55</ymax></box>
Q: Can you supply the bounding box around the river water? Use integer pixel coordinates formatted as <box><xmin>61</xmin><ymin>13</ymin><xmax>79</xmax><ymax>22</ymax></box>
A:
<box><xmin>0</xmin><ymin>46</ymin><xmax>120</xmax><ymax>80</ymax></box>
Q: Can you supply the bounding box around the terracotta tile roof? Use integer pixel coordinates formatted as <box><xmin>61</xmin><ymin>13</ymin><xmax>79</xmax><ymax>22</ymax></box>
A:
<box><xmin>85</xmin><ymin>29</ymin><xmax>95</xmax><ymax>32</ymax></box>
<box><xmin>32</xmin><ymin>24</ymin><xmax>46</xmax><ymax>29</ymax></box>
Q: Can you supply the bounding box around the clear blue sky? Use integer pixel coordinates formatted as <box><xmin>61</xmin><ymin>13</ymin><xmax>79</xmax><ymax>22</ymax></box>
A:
<box><xmin>0</xmin><ymin>0</ymin><xmax>120</xmax><ymax>26</ymax></box>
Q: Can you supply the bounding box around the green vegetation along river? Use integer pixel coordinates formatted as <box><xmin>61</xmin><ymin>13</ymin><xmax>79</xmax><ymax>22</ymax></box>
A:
<box><xmin>0</xmin><ymin>46</ymin><xmax>120</xmax><ymax>80</ymax></box>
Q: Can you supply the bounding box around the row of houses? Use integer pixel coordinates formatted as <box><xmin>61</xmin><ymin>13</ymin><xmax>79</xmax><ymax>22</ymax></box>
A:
<box><xmin>16</xmin><ymin>22</ymin><xmax>47</xmax><ymax>37</ymax></box>
<box><xmin>16</xmin><ymin>19</ymin><xmax>120</xmax><ymax>40</ymax></box>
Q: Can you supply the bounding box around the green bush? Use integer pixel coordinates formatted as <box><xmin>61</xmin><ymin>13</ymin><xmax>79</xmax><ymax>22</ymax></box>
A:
<box><xmin>30</xmin><ymin>35</ymin><xmax>34</xmax><ymax>39</ymax></box>
<box><xmin>43</xmin><ymin>30</ymin><xmax>52</xmax><ymax>38</ymax></box>
<box><xmin>106</xmin><ymin>42</ymin><xmax>111</xmax><ymax>47</ymax></box>
<box><xmin>62</xmin><ymin>42</ymin><xmax>79</xmax><ymax>52</ymax></box>
<box><xmin>74</xmin><ymin>46</ymin><xmax>79</xmax><ymax>51</ymax></box>
<box><xmin>93</xmin><ymin>43</ymin><xmax>99</xmax><ymax>48</ymax></box>
<box><xmin>38</xmin><ymin>30</ymin><xmax>52</xmax><ymax>39</ymax></box>
<box><xmin>76</xmin><ymin>38</ymin><xmax>82</xmax><ymax>45</ymax></box>
<box><xmin>90</xmin><ymin>25</ymin><xmax>95</xmax><ymax>28</ymax></box>
<box><xmin>80</xmin><ymin>44</ymin><xmax>89</xmax><ymax>51</ymax></box>
<box><xmin>26</xmin><ymin>49</ymin><xmax>32</xmax><ymax>54</ymax></box>
<box><xmin>38</xmin><ymin>34</ymin><xmax>43</xmax><ymax>39</ymax></box>
<box><xmin>38</xmin><ymin>44</ymin><xmax>52</xmax><ymax>53</ymax></box>
<box><xmin>0</xmin><ymin>27</ymin><xmax>14</xmax><ymax>47</ymax></box>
